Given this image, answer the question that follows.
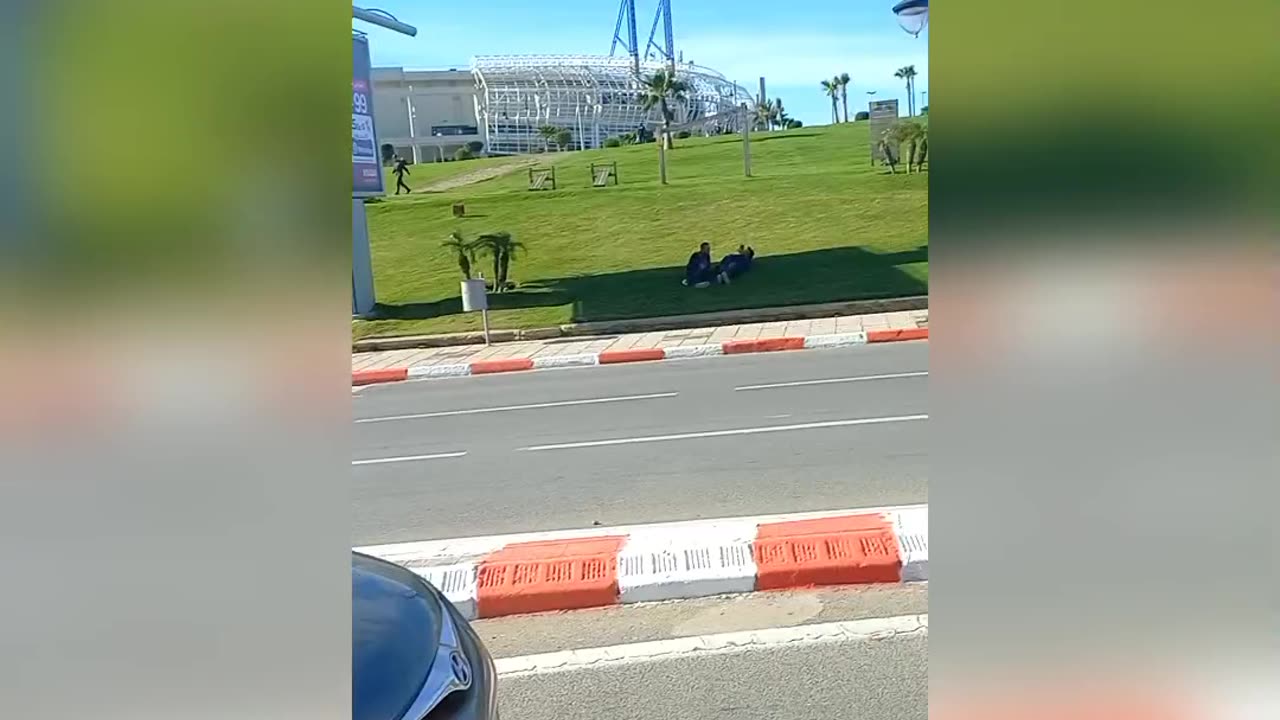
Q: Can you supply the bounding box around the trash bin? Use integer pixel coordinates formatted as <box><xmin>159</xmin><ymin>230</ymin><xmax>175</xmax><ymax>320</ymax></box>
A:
<box><xmin>460</xmin><ymin>278</ymin><xmax>488</xmax><ymax>312</ymax></box>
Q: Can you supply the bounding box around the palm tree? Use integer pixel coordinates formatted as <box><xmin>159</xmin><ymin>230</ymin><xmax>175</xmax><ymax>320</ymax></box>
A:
<box><xmin>754</xmin><ymin>99</ymin><xmax>775</xmax><ymax>130</ymax></box>
<box><xmin>913</xmin><ymin>131</ymin><xmax>928</xmax><ymax>172</ymax></box>
<box><xmin>536</xmin><ymin>124</ymin><xmax>558</xmax><ymax>152</ymax></box>
<box><xmin>471</xmin><ymin>232</ymin><xmax>526</xmax><ymax>292</ymax></box>
<box><xmin>497</xmin><ymin>236</ymin><xmax>526</xmax><ymax>290</ymax></box>
<box><xmin>895</xmin><ymin>65</ymin><xmax>918</xmax><ymax>116</ymax></box>
<box><xmin>771</xmin><ymin>98</ymin><xmax>787</xmax><ymax>130</ymax></box>
<box><xmin>639</xmin><ymin>68</ymin><xmax>690</xmax><ymax>150</ymax></box>
<box><xmin>881</xmin><ymin>121</ymin><xmax>926</xmax><ymax>173</ymax></box>
<box><xmin>877</xmin><ymin>131</ymin><xmax>900</xmax><ymax>174</ymax></box>
<box><xmin>819</xmin><ymin>78</ymin><xmax>840</xmax><ymax>124</ymax></box>
<box><xmin>555</xmin><ymin>128</ymin><xmax>573</xmax><ymax>152</ymax></box>
<box><xmin>838</xmin><ymin>72</ymin><xmax>851</xmax><ymax>122</ymax></box>
<box><xmin>469</xmin><ymin>232</ymin><xmax>504</xmax><ymax>288</ymax></box>
<box><xmin>476</xmin><ymin>234</ymin><xmax>524</xmax><ymax>293</ymax></box>
<box><xmin>441</xmin><ymin>232</ymin><xmax>474</xmax><ymax>280</ymax></box>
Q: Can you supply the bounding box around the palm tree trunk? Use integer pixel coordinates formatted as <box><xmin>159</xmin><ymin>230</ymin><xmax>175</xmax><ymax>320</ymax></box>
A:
<box><xmin>841</xmin><ymin>91</ymin><xmax>849</xmax><ymax>123</ymax></box>
<box><xmin>658</xmin><ymin>98</ymin><xmax>673</xmax><ymax>149</ymax></box>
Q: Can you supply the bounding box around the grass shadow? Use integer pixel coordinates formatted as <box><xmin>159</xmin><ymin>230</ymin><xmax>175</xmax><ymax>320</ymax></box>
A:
<box><xmin>707</xmin><ymin>132</ymin><xmax>822</xmax><ymax>145</ymax></box>
<box><xmin>372</xmin><ymin>284</ymin><xmax>572</xmax><ymax>321</ymax></box>
<box><xmin>374</xmin><ymin>245</ymin><xmax>926</xmax><ymax>325</ymax></box>
<box><xmin>748</xmin><ymin>132</ymin><xmax>824</xmax><ymax>144</ymax></box>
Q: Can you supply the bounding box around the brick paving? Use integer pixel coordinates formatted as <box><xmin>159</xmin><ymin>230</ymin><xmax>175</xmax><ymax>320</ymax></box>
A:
<box><xmin>353</xmin><ymin>308</ymin><xmax>929</xmax><ymax>371</ymax></box>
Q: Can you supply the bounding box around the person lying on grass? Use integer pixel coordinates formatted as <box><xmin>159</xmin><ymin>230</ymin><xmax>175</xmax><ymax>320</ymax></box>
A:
<box><xmin>716</xmin><ymin>245</ymin><xmax>755</xmax><ymax>285</ymax></box>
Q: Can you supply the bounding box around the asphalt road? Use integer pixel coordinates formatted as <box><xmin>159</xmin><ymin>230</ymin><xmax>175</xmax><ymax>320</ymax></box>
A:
<box><xmin>353</xmin><ymin>342</ymin><xmax>927</xmax><ymax>545</ymax></box>
<box><xmin>485</xmin><ymin>584</ymin><xmax>928</xmax><ymax>720</ymax></box>
<box><xmin>476</xmin><ymin>584</ymin><xmax>929</xmax><ymax>658</ymax></box>
<box><xmin>499</xmin><ymin>628</ymin><xmax>926</xmax><ymax>720</ymax></box>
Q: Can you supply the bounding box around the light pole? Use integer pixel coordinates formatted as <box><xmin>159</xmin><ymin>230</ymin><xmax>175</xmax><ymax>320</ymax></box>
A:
<box><xmin>405</xmin><ymin>84</ymin><xmax>421</xmax><ymax>164</ymax></box>
<box><xmin>352</xmin><ymin>7</ymin><xmax>418</xmax><ymax>318</ymax></box>
<box><xmin>353</xmin><ymin>6</ymin><xmax>417</xmax><ymax>36</ymax></box>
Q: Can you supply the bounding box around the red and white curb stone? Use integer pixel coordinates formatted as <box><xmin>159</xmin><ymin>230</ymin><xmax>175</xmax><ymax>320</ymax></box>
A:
<box><xmin>356</xmin><ymin>504</ymin><xmax>928</xmax><ymax>621</ymax></box>
<box><xmin>352</xmin><ymin>327</ymin><xmax>928</xmax><ymax>386</ymax></box>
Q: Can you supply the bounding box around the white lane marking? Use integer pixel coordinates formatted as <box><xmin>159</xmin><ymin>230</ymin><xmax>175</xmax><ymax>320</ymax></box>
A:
<box><xmin>355</xmin><ymin>392</ymin><xmax>678</xmax><ymax>424</ymax></box>
<box><xmin>736</xmin><ymin>371</ymin><xmax>928</xmax><ymax>391</ymax></box>
<box><xmin>495</xmin><ymin>614</ymin><xmax>929</xmax><ymax>677</ymax></box>
<box><xmin>522</xmin><ymin>414</ymin><xmax>928</xmax><ymax>452</ymax></box>
<box><xmin>351</xmin><ymin>451</ymin><xmax>467</xmax><ymax>466</ymax></box>
<box><xmin>356</xmin><ymin>502</ymin><xmax>928</xmax><ymax>564</ymax></box>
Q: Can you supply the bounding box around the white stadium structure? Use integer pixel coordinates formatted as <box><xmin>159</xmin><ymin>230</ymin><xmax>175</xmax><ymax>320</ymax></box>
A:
<box><xmin>370</xmin><ymin>1</ymin><xmax>756</xmax><ymax>162</ymax></box>
<box><xmin>473</xmin><ymin>55</ymin><xmax>753</xmax><ymax>155</ymax></box>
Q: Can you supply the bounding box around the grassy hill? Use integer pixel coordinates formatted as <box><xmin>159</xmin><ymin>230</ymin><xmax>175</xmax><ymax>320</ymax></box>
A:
<box><xmin>357</xmin><ymin>120</ymin><xmax>928</xmax><ymax>339</ymax></box>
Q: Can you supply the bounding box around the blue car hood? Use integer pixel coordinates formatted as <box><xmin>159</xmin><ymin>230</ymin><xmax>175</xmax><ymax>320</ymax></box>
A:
<box><xmin>352</xmin><ymin>553</ymin><xmax>442</xmax><ymax>720</ymax></box>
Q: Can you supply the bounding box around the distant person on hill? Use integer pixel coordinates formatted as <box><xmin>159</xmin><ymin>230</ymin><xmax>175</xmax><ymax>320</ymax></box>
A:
<box><xmin>683</xmin><ymin>242</ymin><xmax>715</xmax><ymax>288</ymax></box>
<box><xmin>392</xmin><ymin>156</ymin><xmax>412</xmax><ymax>195</ymax></box>
<box><xmin>716</xmin><ymin>245</ymin><xmax>756</xmax><ymax>285</ymax></box>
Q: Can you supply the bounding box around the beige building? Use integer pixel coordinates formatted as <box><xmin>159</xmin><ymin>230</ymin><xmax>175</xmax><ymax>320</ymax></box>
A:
<box><xmin>371</xmin><ymin>67</ymin><xmax>482</xmax><ymax>164</ymax></box>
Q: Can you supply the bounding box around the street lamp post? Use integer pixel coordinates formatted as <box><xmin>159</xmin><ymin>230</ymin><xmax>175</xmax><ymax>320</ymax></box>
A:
<box><xmin>405</xmin><ymin>84</ymin><xmax>421</xmax><ymax>164</ymax></box>
<box><xmin>352</xmin><ymin>7</ymin><xmax>418</xmax><ymax>318</ymax></box>
<box><xmin>353</xmin><ymin>6</ymin><xmax>417</xmax><ymax>36</ymax></box>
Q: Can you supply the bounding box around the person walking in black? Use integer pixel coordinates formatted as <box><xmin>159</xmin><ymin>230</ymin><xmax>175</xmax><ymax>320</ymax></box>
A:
<box><xmin>392</xmin><ymin>156</ymin><xmax>411</xmax><ymax>195</ymax></box>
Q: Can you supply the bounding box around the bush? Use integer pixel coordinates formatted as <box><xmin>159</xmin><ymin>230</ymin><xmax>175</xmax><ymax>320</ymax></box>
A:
<box><xmin>603</xmin><ymin>137</ymin><xmax>622</xmax><ymax>148</ymax></box>
<box><xmin>854</xmin><ymin>111</ymin><xmax>870</xmax><ymax>121</ymax></box>
<box><xmin>784</xmin><ymin>119</ymin><xmax>803</xmax><ymax>129</ymax></box>
<box><xmin>453</xmin><ymin>147</ymin><xmax>475</xmax><ymax>161</ymax></box>
<box><xmin>921</xmin><ymin>105</ymin><xmax>928</xmax><ymax>114</ymax></box>
<box><xmin>676</xmin><ymin>130</ymin><xmax>691</xmax><ymax>139</ymax></box>
<box><xmin>465</xmin><ymin>140</ymin><xmax>484</xmax><ymax>154</ymax></box>
<box><xmin>619</xmin><ymin>132</ymin><xmax>637</xmax><ymax>145</ymax></box>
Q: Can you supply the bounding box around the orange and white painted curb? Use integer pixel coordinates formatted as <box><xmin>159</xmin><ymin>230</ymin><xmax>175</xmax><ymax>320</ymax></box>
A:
<box><xmin>352</xmin><ymin>327</ymin><xmax>928</xmax><ymax>386</ymax></box>
<box><xmin>356</xmin><ymin>505</ymin><xmax>928</xmax><ymax>620</ymax></box>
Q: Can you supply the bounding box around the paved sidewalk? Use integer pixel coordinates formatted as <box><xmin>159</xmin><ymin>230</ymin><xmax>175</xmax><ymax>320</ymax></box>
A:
<box><xmin>352</xmin><ymin>308</ymin><xmax>929</xmax><ymax>373</ymax></box>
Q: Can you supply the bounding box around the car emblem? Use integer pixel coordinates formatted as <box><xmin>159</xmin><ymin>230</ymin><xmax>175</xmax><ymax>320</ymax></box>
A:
<box><xmin>449</xmin><ymin>651</ymin><xmax>472</xmax><ymax>689</ymax></box>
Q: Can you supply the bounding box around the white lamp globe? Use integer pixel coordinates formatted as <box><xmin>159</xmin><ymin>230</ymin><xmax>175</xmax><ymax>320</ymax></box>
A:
<box><xmin>892</xmin><ymin>0</ymin><xmax>929</xmax><ymax>37</ymax></box>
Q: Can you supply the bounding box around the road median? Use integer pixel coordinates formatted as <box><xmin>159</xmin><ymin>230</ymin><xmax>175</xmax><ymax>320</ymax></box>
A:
<box><xmin>357</xmin><ymin>505</ymin><xmax>928</xmax><ymax>621</ymax></box>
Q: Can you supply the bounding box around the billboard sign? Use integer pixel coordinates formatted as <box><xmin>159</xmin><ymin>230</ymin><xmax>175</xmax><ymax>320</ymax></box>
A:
<box><xmin>353</xmin><ymin>36</ymin><xmax>384</xmax><ymax>197</ymax></box>
<box><xmin>868</xmin><ymin>99</ymin><xmax>900</xmax><ymax>164</ymax></box>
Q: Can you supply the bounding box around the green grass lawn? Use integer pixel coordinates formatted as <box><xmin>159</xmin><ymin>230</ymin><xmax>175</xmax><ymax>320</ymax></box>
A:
<box><xmin>381</xmin><ymin>153</ymin><xmax>527</xmax><ymax>193</ymax></box>
<box><xmin>356</xmin><ymin>121</ymin><xmax>927</xmax><ymax>339</ymax></box>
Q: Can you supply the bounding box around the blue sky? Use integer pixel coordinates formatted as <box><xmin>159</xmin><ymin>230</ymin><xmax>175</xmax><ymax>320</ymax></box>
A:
<box><xmin>359</xmin><ymin>1</ymin><xmax>928</xmax><ymax>127</ymax></box>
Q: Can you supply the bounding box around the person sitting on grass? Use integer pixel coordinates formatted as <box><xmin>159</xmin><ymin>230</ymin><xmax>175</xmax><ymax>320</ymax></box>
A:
<box><xmin>683</xmin><ymin>242</ymin><xmax>715</xmax><ymax>288</ymax></box>
<box><xmin>716</xmin><ymin>245</ymin><xmax>756</xmax><ymax>285</ymax></box>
